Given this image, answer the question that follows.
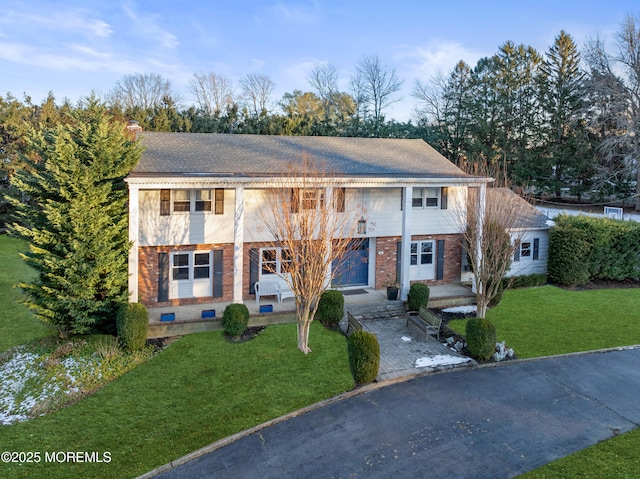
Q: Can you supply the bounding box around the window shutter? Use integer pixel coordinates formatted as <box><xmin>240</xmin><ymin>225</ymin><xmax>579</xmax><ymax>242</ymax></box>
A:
<box><xmin>436</xmin><ymin>239</ymin><xmax>445</xmax><ymax>280</ymax></box>
<box><xmin>400</xmin><ymin>189</ymin><xmax>403</xmax><ymax>211</ymax></box>
<box><xmin>440</xmin><ymin>187</ymin><xmax>448</xmax><ymax>210</ymax></box>
<box><xmin>158</xmin><ymin>253</ymin><xmax>169</xmax><ymax>302</ymax></box>
<box><xmin>533</xmin><ymin>238</ymin><xmax>539</xmax><ymax>260</ymax></box>
<box><xmin>214</xmin><ymin>189</ymin><xmax>224</xmax><ymax>215</ymax></box>
<box><xmin>249</xmin><ymin>248</ymin><xmax>259</xmax><ymax>294</ymax></box>
<box><xmin>290</xmin><ymin>189</ymin><xmax>300</xmax><ymax>213</ymax></box>
<box><xmin>334</xmin><ymin>187</ymin><xmax>346</xmax><ymax>212</ymax></box>
<box><xmin>160</xmin><ymin>190</ymin><xmax>171</xmax><ymax>216</ymax></box>
<box><xmin>396</xmin><ymin>241</ymin><xmax>402</xmax><ymax>283</ymax></box>
<box><xmin>212</xmin><ymin>250</ymin><xmax>223</xmax><ymax>297</ymax></box>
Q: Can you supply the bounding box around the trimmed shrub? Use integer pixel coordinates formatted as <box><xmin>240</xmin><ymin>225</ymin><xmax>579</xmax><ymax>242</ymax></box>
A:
<box><xmin>407</xmin><ymin>282</ymin><xmax>430</xmax><ymax>311</ymax></box>
<box><xmin>466</xmin><ymin>317</ymin><xmax>496</xmax><ymax>361</ymax></box>
<box><xmin>317</xmin><ymin>290</ymin><xmax>344</xmax><ymax>327</ymax></box>
<box><xmin>347</xmin><ymin>331</ymin><xmax>380</xmax><ymax>385</ymax></box>
<box><xmin>116</xmin><ymin>303</ymin><xmax>148</xmax><ymax>351</ymax></box>
<box><xmin>548</xmin><ymin>220</ymin><xmax>591</xmax><ymax>286</ymax></box>
<box><xmin>222</xmin><ymin>303</ymin><xmax>250</xmax><ymax>337</ymax></box>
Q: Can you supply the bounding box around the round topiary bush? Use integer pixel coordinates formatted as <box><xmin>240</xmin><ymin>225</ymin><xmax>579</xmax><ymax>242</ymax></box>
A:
<box><xmin>347</xmin><ymin>331</ymin><xmax>380</xmax><ymax>385</ymax></box>
<box><xmin>116</xmin><ymin>302</ymin><xmax>149</xmax><ymax>351</ymax></box>
<box><xmin>407</xmin><ymin>282</ymin><xmax>430</xmax><ymax>311</ymax></box>
<box><xmin>222</xmin><ymin>303</ymin><xmax>250</xmax><ymax>337</ymax></box>
<box><xmin>317</xmin><ymin>290</ymin><xmax>344</xmax><ymax>327</ymax></box>
<box><xmin>466</xmin><ymin>317</ymin><xmax>497</xmax><ymax>361</ymax></box>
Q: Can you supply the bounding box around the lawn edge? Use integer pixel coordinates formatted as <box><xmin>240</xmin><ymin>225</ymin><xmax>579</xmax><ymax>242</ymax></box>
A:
<box><xmin>138</xmin><ymin>343</ymin><xmax>640</xmax><ymax>479</ymax></box>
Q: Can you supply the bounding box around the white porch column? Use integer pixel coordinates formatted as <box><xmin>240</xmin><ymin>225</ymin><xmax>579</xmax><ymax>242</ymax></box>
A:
<box><xmin>475</xmin><ymin>183</ymin><xmax>487</xmax><ymax>296</ymax></box>
<box><xmin>324</xmin><ymin>186</ymin><xmax>334</xmax><ymax>289</ymax></box>
<box><xmin>127</xmin><ymin>184</ymin><xmax>139</xmax><ymax>303</ymax></box>
<box><xmin>233</xmin><ymin>186</ymin><xmax>245</xmax><ymax>303</ymax></box>
<box><xmin>400</xmin><ymin>186</ymin><xmax>413</xmax><ymax>301</ymax></box>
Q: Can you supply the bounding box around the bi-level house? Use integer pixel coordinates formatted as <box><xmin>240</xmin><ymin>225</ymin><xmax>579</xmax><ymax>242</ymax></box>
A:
<box><xmin>125</xmin><ymin>133</ymin><xmax>491</xmax><ymax>307</ymax></box>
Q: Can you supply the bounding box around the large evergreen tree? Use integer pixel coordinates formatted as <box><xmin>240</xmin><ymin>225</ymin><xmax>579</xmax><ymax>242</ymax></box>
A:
<box><xmin>540</xmin><ymin>31</ymin><xmax>592</xmax><ymax>197</ymax></box>
<box><xmin>7</xmin><ymin>99</ymin><xmax>142</xmax><ymax>336</ymax></box>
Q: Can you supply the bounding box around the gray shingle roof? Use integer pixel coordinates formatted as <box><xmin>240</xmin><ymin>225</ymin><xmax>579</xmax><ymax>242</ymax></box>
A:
<box><xmin>489</xmin><ymin>188</ymin><xmax>550</xmax><ymax>230</ymax></box>
<box><xmin>130</xmin><ymin>132</ymin><xmax>473</xmax><ymax>179</ymax></box>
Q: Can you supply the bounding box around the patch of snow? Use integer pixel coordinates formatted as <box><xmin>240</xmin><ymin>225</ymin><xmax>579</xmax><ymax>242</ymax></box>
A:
<box><xmin>442</xmin><ymin>305</ymin><xmax>477</xmax><ymax>314</ymax></box>
<box><xmin>401</xmin><ymin>336</ymin><xmax>412</xmax><ymax>342</ymax></box>
<box><xmin>415</xmin><ymin>354</ymin><xmax>473</xmax><ymax>368</ymax></box>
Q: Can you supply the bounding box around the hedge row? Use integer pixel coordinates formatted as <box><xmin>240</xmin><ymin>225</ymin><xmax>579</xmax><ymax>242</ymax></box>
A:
<box><xmin>549</xmin><ymin>214</ymin><xmax>640</xmax><ymax>286</ymax></box>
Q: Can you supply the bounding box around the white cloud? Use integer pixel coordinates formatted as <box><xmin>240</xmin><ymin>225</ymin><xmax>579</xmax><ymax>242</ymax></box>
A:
<box><xmin>395</xmin><ymin>40</ymin><xmax>486</xmax><ymax>82</ymax></box>
<box><xmin>1</xmin><ymin>8</ymin><xmax>113</xmax><ymax>39</ymax></box>
<box><xmin>268</xmin><ymin>1</ymin><xmax>318</xmax><ymax>24</ymax></box>
<box><xmin>121</xmin><ymin>3</ymin><xmax>179</xmax><ymax>49</ymax></box>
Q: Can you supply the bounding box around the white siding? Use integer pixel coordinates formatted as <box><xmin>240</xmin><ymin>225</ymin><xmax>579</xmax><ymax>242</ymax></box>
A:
<box><xmin>506</xmin><ymin>230</ymin><xmax>549</xmax><ymax>277</ymax></box>
<box><xmin>139</xmin><ymin>185</ymin><xmax>467</xmax><ymax>246</ymax></box>
<box><xmin>138</xmin><ymin>189</ymin><xmax>234</xmax><ymax>246</ymax></box>
<box><xmin>368</xmin><ymin>187</ymin><xmax>465</xmax><ymax>237</ymax></box>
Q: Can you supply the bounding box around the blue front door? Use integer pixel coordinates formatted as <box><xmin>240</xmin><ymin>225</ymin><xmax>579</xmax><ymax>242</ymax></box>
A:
<box><xmin>332</xmin><ymin>239</ymin><xmax>369</xmax><ymax>287</ymax></box>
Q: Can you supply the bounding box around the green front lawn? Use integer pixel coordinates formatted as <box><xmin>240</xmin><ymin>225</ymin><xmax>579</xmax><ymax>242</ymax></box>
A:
<box><xmin>0</xmin><ymin>235</ymin><xmax>55</xmax><ymax>352</ymax></box>
<box><xmin>0</xmin><ymin>323</ymin><xmax>353</xmax><ymax>478</ymax></box>
<box><xmin>447</xmin><ymin>284</ymin><xmax>640</xmax><ymax>478</ymax></box>
<box><xmin>3</xmin><ymin>232</ymin><xmax>639</xmax><ymax>478</ymax></box>
<box><xmin>449</xmin><ymin>285</ymin><xmax>640</xmax><ymax>358</ymax></box>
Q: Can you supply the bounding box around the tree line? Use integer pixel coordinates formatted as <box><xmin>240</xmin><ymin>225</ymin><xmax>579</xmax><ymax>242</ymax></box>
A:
<box><xmin>2</xmin><ymin>14</ymin><xmax>640</xmax><ymax>218</ymax></box>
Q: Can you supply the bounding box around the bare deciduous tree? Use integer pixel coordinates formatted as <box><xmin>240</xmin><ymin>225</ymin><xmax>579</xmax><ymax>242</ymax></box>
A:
<box><xmin>189</xmin><ymin>72</ymin><xmax>235</xmax><ymax>115</ymax></box>
<box><xmin>459</xmin><ymin>162</ymin><xmax>529</xmax><ymax>318</ymax></box>
<box><xmin>352</xmin><ymin>55</ymin><xmax>404</xmax><ymax>122</ymax></box>
<box><xmin>308</xmin><ymin>63</ymin><xmax>339</xmax><ymax>121</ymax></box>
<box><xmin>239</xmin><ymin>73</ymin><xmax>275</xmax><ymax>117</ymax></box>
<box><xmin>584</xmin><ymin>15</ymin><xmax>640</xmax><ymax>209</ymax></box>
<box><xmin>256</xmin><ymin>157</ymin><xmax>362</xmax><ymax>354</ymax></box>
<box><xmin>107</xmin><ymin>73</ymin><xmax>177</xmax><ymax>110</ymax></box>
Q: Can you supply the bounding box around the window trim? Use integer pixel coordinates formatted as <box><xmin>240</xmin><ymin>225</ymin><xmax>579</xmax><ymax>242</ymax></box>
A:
<box><xmin>411</xmin><ymin>187</ymin><xmax>440</xmax><ymax>209</ymax></box>
<box><xmin>171</xmin><ymin>251</ymin><xmax>212</xmax><ymax>281</ymax></box>
<box><xmin>161</xmin><ymin>189</ymin><xmax>224</xmax><ymax>214</ymax></box>
<box><xmin>260</xmin><ymin>247</ymin><xmax>292</xmax><ymax>276</ymax></box>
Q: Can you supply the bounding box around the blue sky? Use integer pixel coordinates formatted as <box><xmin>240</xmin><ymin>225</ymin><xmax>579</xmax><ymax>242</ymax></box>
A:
<box><xmin>1</xmin><ymin>1</ymin><xmax>638</xmax><ymax>121</ymax></box>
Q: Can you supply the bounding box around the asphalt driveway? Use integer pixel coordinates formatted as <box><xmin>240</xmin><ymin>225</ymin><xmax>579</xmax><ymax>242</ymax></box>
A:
<box><xmin>148</xmin><ymin>347</ymin><xmax>640</xmax><ymax>479</ymax></box>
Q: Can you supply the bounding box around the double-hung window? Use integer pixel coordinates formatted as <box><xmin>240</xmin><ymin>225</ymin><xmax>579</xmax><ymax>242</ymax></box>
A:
<box><xmin>195</xmin><ymin>190</ymin><xmax>212</xmax><ymax>212</ymax></box>
<box><xmin>172</xmin><ymin>253</ymin><xmax>190</xmax><ymax>280</ymax></box>
<box><xmin>173</xmin><ymin>190</ymin><xmax>191</xmax><ymax>212</ymax></box>
<box><xmin>412</xmin><ymin>187</ymin><xmax>439</xmax><ymax>208</ymax></box>
<box><xmin>515</xmin><ymin>238</ymin><xmax>540</xmax><ymax>261</ymax></box>
<box><xmin>160</xmin><ymin>188</ymin><xmax>224</xmax><ymax>214</ymax></box>
<box><xmin>260</xmin><ymin>248</ymin><xmax>291</xmax><ymax>276</ymax></box>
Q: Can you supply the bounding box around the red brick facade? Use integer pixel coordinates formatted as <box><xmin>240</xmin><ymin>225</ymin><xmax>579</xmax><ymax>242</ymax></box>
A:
<box><xmin>374</xmin><ymin>234</ymin><xmax>463</xmax><ymax>288</ymax></box>
<box><xmin>138</xmin><ymin>243</ymin><xmax>234</xmax><ymax>306</ymax></box>
<box><xmin>138</xmin><ymin>234</ymin><xmax>463</xmax><ymax>306</ymax></box>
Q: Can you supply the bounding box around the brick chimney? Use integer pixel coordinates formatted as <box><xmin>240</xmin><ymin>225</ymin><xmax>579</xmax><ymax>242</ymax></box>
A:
<box><xmin>125</xmin><ymin>120</ymin><xmax>142</xmax><ymax>140</ymax></box>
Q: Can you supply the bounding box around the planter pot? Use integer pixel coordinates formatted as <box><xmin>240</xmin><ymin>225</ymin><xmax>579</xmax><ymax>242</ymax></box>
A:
<box><xmin>386</xmin><ymin>287</ymin><xmax>399</xmax><ymax>301</ymax></box>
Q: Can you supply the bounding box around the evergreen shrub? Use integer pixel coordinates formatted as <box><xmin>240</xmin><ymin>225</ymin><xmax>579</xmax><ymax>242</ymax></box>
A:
<box><xmin>222</xmin><ymin>304</ymin><xmax>250</xmax><ymax>337</ymax></box>
<box><xmin>466</xmin><ymin>317</ymin><xmax>497</xmax><ymax>361</ymax></box>
<box><xmin>317</xmin><ymin>290</ymin><xmax>344</xmax><ymax>326</ymax></box>
<box><xmin>347</xmin><ymin>331</ymin><xmax>380</xmax><ymax>385</ymax></box>
<box><xmin>548</xmin><ymin>219</ymin><xmax>592</xmax><ymax>286</ymax></box>
<box><xmin>407</xmin><ymin>283</ymin><xmax>430</xmax><ymax>311</ymax></box>
<box><xmin>116</xmin><ymin>303</ymin><xmax>149</xmax><ymax>351</ymax></box>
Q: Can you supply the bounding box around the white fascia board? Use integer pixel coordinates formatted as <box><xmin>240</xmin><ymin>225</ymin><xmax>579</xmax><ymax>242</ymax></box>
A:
<box><xmin>125</xmin><ymin>175</ymin><xmax>492</xmax><ymax>189</ymax></box>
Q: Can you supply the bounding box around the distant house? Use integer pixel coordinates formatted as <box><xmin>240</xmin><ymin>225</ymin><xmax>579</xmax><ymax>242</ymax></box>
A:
<box><xmin>495</xmin><ymin>188</ymin><xmax>550</xmax><ymax>278</ymax></box>
<box><xmin>503</xmin><ymin>189</ymin><xmax>550</xmax><ymax>277</ymax></box>
<box><xmin>125</xmin><ymin>133</ymin><xmax>491</xmax><ymax>307</ymax></box>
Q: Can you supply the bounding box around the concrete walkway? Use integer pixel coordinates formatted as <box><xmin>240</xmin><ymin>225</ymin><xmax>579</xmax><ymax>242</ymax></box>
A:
<box><xmin>344</xmin><ymin>302</ymin><xmax>474</xmax><ymax>382</ymax></box>
<box><xmin>147</xmin><ymin>347</ymin><xmax>640</xmax><ymax>479</ymax></box>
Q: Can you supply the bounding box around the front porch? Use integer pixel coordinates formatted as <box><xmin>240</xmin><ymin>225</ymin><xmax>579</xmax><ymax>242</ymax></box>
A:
<box><xmin>146</xmin><ymin>284</ymin><xmax>475</xmax><ymax>339</ymax></box>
